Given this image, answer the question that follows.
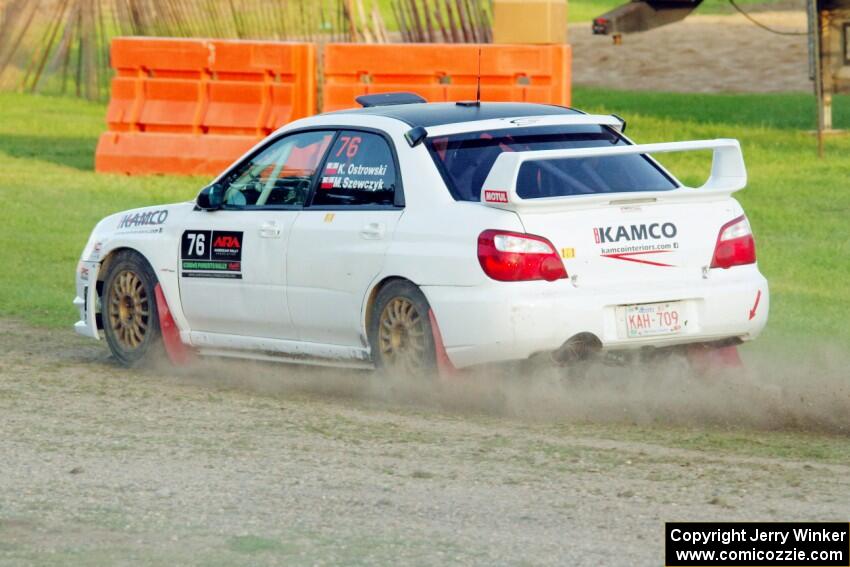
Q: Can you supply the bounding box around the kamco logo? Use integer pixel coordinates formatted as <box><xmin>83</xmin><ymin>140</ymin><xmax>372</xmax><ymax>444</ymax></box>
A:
<box><xmin>118</xmin><ymin>209</ymin><xmax>168</xmax><ymax>229</ymax></box>
<box><xmin>213</xmin><ymin>235</ymin><xmax>240</xmax><ymax>249</ymax></box>
<box><xmin>593</xmin><ymin>223</ymin><xmax>677</xmax><ymax>244</ymax></box>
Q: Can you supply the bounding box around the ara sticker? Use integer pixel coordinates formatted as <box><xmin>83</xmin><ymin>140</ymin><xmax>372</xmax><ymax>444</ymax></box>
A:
<box><xmin>324</xmin><ymin>213</ymin><xmax>335</xmax><ymax>223</ymax></box>
<box><xmin>181</xmin><ymin>230</ymin><xmax>243</xmax><ymax>279</ymax></box>
<box><xmin>560</xmin><ymin>247</ymin><xmax>575</xmax><ymax>259</ymax></box>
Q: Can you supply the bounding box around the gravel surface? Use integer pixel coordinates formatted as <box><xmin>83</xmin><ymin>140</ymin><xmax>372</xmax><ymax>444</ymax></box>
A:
<box><xmin>571</xmin><ymin>11</ymin><xmax>811</xmax><ymax>93</ymax></box>
<box><xmin>1</xmin><ymin>320</ymin><xmax>848</xmax><ymax>566</ymax></box>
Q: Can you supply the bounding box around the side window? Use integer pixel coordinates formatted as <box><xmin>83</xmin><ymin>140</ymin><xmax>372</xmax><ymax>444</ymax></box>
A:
<box><xmin>222</xmin><ymin>131</ymin><xmax>334</xmax><ymax>208</ymax></box>
<box><xmin>312</xmin><ymin>131</ymin><xmax>399</xmax><ymax>207</ymax></box>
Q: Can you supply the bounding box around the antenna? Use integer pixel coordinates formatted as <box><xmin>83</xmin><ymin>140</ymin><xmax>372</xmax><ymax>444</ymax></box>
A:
<box><xmin>475</xmin><ymin>47</ymin><xmax>482</xmax><ymax>105</ymax></box>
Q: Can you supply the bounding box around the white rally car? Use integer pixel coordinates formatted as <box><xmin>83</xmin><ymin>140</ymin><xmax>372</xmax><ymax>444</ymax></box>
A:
<box><xmin>75</xmin><ymin>93</ymin><xmax>768</xmax><ymax>375</ymax></box>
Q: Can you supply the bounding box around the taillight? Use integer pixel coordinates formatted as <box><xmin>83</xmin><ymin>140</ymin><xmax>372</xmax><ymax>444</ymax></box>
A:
<box><xmin>710</xmin><ymin>215</ymin><xmax>756</xmax><ymax>269</ymax></box>
<box><xmin>478</xmin><ymin>230</ymin><xmax>568</xmax><ymax>282</ymax></box>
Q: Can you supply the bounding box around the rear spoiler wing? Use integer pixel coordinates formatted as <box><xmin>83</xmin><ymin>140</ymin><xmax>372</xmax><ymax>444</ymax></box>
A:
<box><xmin>479</xmin><ymin>139</ymin><xmax>747</xmax><ymax>211</ymax></box>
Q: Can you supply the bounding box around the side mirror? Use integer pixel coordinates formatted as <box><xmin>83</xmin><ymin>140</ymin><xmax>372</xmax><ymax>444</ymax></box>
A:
<box><xmin>196</xmin><ymin>183</ymin><xmax>225</xmax><ymax>211</ymax></box>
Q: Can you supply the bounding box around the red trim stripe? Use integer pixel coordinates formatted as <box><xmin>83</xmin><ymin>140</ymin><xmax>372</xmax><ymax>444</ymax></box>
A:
<box><xmin>600</xmin><ymin>250</ymin><xmax>675</xmax><ymax>267</ymax></box>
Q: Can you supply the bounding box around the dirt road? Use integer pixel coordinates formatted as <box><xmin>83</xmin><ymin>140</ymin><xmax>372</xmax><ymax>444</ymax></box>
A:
<box><xmin>571</xmin><ymin>11</ymin><xmax>811</xmax><ymax>93</ymax></box>
<box><xmin>1</xmin><ymin>320</ymin><xmax>848</xmax><ymax>566</ymax></box>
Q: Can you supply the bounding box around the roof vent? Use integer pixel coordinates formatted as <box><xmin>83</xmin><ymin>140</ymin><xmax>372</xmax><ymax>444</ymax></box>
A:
<box><xmin>355</xmin><ymin>92</ymin><xmax>427</xmax><ymax>108</ymax></box>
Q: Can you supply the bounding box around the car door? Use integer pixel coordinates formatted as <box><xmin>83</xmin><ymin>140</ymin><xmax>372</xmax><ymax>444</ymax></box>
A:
<box><xmin>287</xmin><ymin>129</ymin><xmax>404</xmax><ymax>347</ymax></box>
<box><xmin>179</xmin><ymin>130</ymin><xmax>334</xmax><ymax>339</ymax></box>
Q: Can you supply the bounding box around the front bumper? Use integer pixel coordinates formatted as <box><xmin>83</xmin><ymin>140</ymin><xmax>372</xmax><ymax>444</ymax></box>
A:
<box><xmin>423</xmin><ymin>265</ymin><xmax>769</xmax><ymax>369</ymax></box>
<box><xmin>73</xmin><ymin>260</ymin><xmax>100</xmax><ymax>339</ymax></box>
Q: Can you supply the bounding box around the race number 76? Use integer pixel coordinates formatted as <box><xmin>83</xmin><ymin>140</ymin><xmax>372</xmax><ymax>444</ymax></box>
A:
<box><xmin>335</xmin><ymin>135</ymin><xmax>361</xmax><ymax>159</ymax></box>
<box><xmin>187</xmin><ymin>232</ymin><xmax>206</xmax><ymax>257</ymax></box>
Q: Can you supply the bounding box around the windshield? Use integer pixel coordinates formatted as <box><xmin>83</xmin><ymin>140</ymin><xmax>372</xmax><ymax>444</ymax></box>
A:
<box><xmin>426</xmin><ymin>125</ymin><xmax>678</xmax><ymax>201</ymax></box>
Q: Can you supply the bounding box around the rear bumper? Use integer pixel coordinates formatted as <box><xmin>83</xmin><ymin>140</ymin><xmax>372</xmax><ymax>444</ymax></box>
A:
<box><xmin>423</xmin><ymin>265</ymin><xmax>768</xmax><ymax>369</ymax></box>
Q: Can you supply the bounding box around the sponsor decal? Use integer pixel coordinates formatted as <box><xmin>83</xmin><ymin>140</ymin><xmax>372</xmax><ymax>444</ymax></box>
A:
<box><xmin>79</xmin><ymin>265</ymin><xmax>90</xmax><ymax>281</ymax></box>
<box><xmin>182</xmin><ymin>271</ymin><xmax>242</xmax><ymax>280</ymax></box>
<box><xmin>181</xmin><ymin>230</ymin><xmax>243</xmax><ymax>279</ymax></box>
<box><xmin>91</xmin><ymin>241</ymin><xmax>103</xmax><ymax>260</ymax></box>
<box><xmin>181</xmin><ymin>261</ymin><xmax>241</xmax><ymax>271</ymax></box>
<box><xmin>560</xmin><ymin>247</ymin><xmax>576</xmax><ymax>259</ymax></box>
<box><xmin>118</xmin><ymin>209</ymin><xmax>168</xmax><ymax>230</ymax></box>
<box><xmin>323</xmin><ymin>213</ymin><xmax>335</xmax><ymax>223</ymax></box>
<box><xmin>484</xmin><ymin>190</ymin><xmax>509</xmax><ymax>203</ymax></box>
<box><xmin>595</xmin><ymin>222</ymin><xmax>680</xmax><ymax>267</ymax></box>
<box><xmin>211</xmin><ymin>232</ymin><xmax>241</xmax><ymax>259</ymax></box>
<box><xmin>593</xmin><ymin>222</ymin><xmax>677</xmax><ymax>244</ymax></box>
<box><xmin>748</xmin><ymin>289</ymin><xmax>762</xmax><ymax>320</ymax></box>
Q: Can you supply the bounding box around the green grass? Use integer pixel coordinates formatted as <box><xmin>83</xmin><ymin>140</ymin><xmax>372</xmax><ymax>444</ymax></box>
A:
<box><xmin>0</xmin><ymin>93</ymin><xmax>202</xmax><ymax>326</ymax></box>
<box><xmin>0</xmin><ymin>89</ymin><xmax>848</xmax><ymax>346</ymax></box>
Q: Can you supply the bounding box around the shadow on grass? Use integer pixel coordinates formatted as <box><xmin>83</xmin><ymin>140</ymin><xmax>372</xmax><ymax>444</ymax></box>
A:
<box><xmin>0</xmin><ymin>133</ymin><xmax>97</xmax><ymax>171</ymax></box>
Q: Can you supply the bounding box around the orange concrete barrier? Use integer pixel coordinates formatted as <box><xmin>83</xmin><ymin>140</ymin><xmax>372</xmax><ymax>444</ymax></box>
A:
<box><xmin>322</xmin><ymin>43</ymin><xmax>571</xmax><ymax>112</ymax></box>
<box><xmin>96</xmin><ymin>37</ymin><xmax>315</xmax><ymax>176</ymax></box>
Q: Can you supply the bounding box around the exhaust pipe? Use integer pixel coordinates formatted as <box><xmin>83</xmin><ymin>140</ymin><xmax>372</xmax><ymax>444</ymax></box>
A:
<box><xmin>552</xmin><ymin>333</ymin><xmax>602</xmax><ymax>366</ymax></box>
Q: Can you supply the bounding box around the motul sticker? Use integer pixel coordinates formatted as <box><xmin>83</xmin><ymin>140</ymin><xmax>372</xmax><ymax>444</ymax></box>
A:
<box><xmin>484</xmin><ymin>190</ymin><xmax>508</xmax><ymax>203</ymax></box>
<box><xmin>181</xmin><ymin>230</ymin><xmax>243</xmax><ymax>279</ymax></box>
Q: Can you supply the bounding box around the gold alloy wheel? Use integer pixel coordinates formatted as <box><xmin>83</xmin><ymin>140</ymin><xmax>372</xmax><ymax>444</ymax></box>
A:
<box><xmin>107</xmin><ymin>270</ymin><xmax>150</xmax><ymax>349</ymax></box>
<box><xmin>378</xmin><ymin>297</ymin><xmax>427</xmax><ymax>373</ymax></box>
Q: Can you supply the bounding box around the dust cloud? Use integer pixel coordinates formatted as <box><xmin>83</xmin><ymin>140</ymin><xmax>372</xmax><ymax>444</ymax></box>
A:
<box><xmin>159</xmin><ymin>341</ymin><xmax>850</xmax><ymax>435</ymax></box>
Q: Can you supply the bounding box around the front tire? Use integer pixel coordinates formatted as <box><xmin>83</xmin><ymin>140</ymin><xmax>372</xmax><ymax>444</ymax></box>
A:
<box><xmin>368</xmin><ymin>280</ymin><xmax>437</xmax><ymax>377</ymax></box>
<box><xmin>102</xmin><ymin>251</ymin><xmax>163</xmax><ymax>367</ymax></box>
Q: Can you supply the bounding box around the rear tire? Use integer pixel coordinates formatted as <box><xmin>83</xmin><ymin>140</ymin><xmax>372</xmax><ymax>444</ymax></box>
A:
<box><xmin>101</xmin><ymin>251</ymin><xmax>163</xmax><ymax>367</ymax></box>
<box><xmin>368</xmin><ymin>280</ymin><xmax>437</xmax><ymax>377</ymax></box>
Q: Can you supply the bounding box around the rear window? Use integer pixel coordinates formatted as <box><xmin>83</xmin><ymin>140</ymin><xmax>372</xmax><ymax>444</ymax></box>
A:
<box><xmin>426</xmin><ymin>125</ymin><xmax>678</xmax><ymax>201</ymax></box>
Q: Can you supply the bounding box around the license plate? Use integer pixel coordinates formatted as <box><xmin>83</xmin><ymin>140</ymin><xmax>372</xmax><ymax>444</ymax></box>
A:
<box><xmin>624</xmin><ymin>301</ymin><xmax>684</xmax><ymax>338</ymax></box>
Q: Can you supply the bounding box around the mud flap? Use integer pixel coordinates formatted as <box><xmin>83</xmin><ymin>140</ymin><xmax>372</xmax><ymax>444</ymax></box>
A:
<box><xmin>154</xmin><ymin>284</ymin><xmax>194</xmax><ymax>366</ymax></box>
<box><xmin>429</xmin><ymin>309</ymin><xmax>457</xmax><ymax>379</ymax></box>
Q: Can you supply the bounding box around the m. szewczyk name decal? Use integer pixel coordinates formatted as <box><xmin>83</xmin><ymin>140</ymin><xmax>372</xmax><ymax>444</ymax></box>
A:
<box><xmin>181</xmin><ymin>230</ymin><xmax>243</xmax><ymax>279</ymax></box>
